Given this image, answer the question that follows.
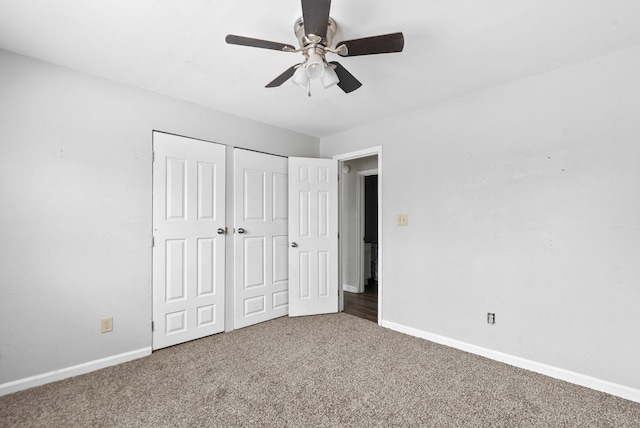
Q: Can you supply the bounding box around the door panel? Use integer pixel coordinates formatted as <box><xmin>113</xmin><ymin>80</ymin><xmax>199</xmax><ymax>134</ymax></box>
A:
<box><xmin>152</xmin><ymin>132</ymin><xmax>226</xmax><ymax>350</ymax></box>
<box><xmin>288</xmin><ymin>158</ymin><xmax>338</xmax><ymax>316</ymax></box>
<box><xmin>234</xmin><ymin>149</ymin><xmax>289</xmax><ymax>328</ymax></box>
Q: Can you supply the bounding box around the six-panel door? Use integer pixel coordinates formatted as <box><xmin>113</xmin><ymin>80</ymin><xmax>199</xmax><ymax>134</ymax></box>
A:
<box><xmin>288</xmin><ymin>157</ymin><xmax>339</xmax><ymax>316</ymax></box>
<box><xmin>234</xmin><ymin>149</ymin><xmax>289</xmax><ymax>328</ymax></box>
<box><xmin>152</xmin><ymin>132</ymin><xmax>226</xmax><ymax>350</ymax></box>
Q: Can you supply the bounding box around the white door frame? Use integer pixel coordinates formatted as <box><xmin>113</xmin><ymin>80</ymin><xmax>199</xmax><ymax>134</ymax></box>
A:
<box><xmin>333</xmin><ymin>146</ymin><xmax>383</xmax><ymax>324</ymax></box>
<box><xmin>356</xmin><ymin>168</ymin><xmax>378</xmax><ymax>293</ymax></box>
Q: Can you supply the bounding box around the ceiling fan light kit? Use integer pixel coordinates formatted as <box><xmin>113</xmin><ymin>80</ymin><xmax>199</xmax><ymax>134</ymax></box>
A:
<box><xmin>225</xmin><ymin>0</ymin><xmax>404</xmax><ymax>96</ymax></box>
<box><xmin>305</xmin><ymin>50</ymin><xmax>326</xmax><ymax>79</ymax></box>
<box><xmin>291</xmin><ymin>66</ymin><xmax>310</xmax><ymax>89</ymax></box>
<box><xmin>321</xmin><ymin>63</ymin><xmax>340</xmax><ymax>89</ymax></box>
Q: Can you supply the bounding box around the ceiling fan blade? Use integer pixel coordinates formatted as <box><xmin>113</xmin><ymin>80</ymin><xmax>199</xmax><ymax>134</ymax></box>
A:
<box><xmin>301</xmin><ymin>0</ymin><xmax>331</xmax><ymax>39</ymax></box>
<box><xmin>265</xmin><ymin>64</ymin><xmax>301</xmax><ymax>88</ymax></box>
<box><xmin>336</xmin><ymin>32</ymin><xmax>404</xmax><ymax>57</ymax></box>
<box><xmin>225</xmin><ymin>34</ymin><xmax>296</xmax><ymax>52</ymax></box>
<box><xmin>329</xmin><ymin>62</ymin><xmax>362</xmax><ymax>93</ymax></box>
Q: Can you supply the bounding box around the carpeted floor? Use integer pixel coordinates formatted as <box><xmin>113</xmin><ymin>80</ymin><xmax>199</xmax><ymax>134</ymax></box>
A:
<box><xmin>1</xmin><ymin>313</ymin><xmax>639</xmax><ymax>427</ymax></box>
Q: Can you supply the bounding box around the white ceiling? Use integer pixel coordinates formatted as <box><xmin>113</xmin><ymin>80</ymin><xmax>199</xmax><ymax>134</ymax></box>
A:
<box><xmin>1</xmin><ymin>0</ymin><xmax>639</xmax><ymax>137</ymax></box>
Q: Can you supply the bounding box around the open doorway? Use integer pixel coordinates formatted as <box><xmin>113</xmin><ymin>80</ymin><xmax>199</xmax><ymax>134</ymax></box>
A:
<box><xmin>344</xmin><ymin>170</ymin><xmax>378</xmax><ymax>322</ymax></box>
<box><xmin>334</xmin><ymin>151</ymin><xmax>381</xmax><ymax>323</ymax></box>
<box><xmin>362</xmin><ymin>174</ymin><xmax>378</xmax><ymax>289</ymax></box>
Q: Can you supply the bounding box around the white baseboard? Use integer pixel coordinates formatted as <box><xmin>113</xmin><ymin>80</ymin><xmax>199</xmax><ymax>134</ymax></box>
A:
<box><xmin>380</xmin><ymin>320</ymin><xmax>640</xmax><ymax>404</ymax></box>
<box><xmin>0</xmin><ymin>347</ymin><xmax>152</xmax><ymax>397</ymax></box>
<box><xmin>343</xmin><ymin>284</ymin><xmax>360</xmax><ymax>293</ymax></box>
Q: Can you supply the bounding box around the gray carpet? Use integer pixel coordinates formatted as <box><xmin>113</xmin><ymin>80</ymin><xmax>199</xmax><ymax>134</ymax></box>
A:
<box><xmin>1</xmin><ymin>313</ymin><xmax>639</xmax><ymax>427</ymax></box>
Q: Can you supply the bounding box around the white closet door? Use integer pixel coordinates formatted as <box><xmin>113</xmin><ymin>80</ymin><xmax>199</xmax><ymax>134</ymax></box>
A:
<box><xmin>152</xmin><ymin>132</ymin><xmax>226</xmax><ymax>350</ymax></box>
<box><xmin>288</xmin><ymin>157</ymin><xmax>339</xmax><ymax>316</ymax></box>
<box><xmin>234</xmin><ymin>149</ymin><xmax>289</xmax><ymax>328</ymax></box>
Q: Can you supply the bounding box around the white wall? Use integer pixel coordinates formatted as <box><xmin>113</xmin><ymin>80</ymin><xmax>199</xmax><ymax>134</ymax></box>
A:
<box><xmin>321</xmin><ymin>45</ymin><xmax>640</xmax><ymax>393</ymax></box>
<box><xmin>340</xmin><ymin>156</ymin><xmax>378</xmax><ymax>292</ymax></box>
<box><xmin>0</xmin><ymin>49</ymin><xmax>318</xmax><ymax>387</ymax></box>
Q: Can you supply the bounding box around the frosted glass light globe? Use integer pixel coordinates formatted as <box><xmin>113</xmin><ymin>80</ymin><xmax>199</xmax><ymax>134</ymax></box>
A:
<box><xmin>305</xmin><ymin>53</ymin><xmax>325</xmax><ymax>79</ymax></box>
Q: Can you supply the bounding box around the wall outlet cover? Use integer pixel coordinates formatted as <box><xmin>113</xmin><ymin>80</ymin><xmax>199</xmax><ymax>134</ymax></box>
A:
<box><xmin>397</xmin><ymin>214</ymin><xmax>408</xmax><ymax>226</ymax></box>
<box><xmin>487</xmin><ymin>313</ymin><xmax>495</xmax><ymax>325</ymax></box>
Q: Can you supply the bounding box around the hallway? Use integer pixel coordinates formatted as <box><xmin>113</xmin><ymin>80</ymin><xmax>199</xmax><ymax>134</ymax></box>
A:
<box><xmin>343</xmin><ymin>285</ymin><xmax>377</xmax><ymax>323</ymax></box>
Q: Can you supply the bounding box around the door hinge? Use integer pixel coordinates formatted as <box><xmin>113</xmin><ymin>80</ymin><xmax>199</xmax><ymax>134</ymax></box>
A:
<box><xmin>151</xmin><ymin>321</ymin><xmax>155</xmax><ymax>332</ymax></box>
<box><xmin>152</xmin><ymin>151</ymin><xmax>155</xmax><ymax>162</ymax></box>
<box><xmin>152</xmin><ymin>236</ymin><xmax>155</xmax><ymax>247</ymax></box>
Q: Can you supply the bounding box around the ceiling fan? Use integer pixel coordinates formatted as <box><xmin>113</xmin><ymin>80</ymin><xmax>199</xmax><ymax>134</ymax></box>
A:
<box><xmin>225</xmin><ymin>0</ymin><xmax>404</xmax><ymax>95</ymax></box>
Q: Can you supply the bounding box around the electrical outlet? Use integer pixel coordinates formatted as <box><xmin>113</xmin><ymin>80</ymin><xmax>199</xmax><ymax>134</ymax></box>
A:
<box><xmin>487</xmin><ymin>313</ymin><xmax>495</xmax><ymax>325</ymax></box>
<box><xmin>397</xmin><ymin>214</ymin><xmax>408</xmax><ymax>226</ymax></box>
<box><xmin>101</xmin><ymin>317</ymin><xmax>113</xmax><ymax>333</ymax></box>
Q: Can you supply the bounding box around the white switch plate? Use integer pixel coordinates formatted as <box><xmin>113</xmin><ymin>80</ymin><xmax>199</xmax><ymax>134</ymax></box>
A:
<box><xmin>397</xmin><ymin>214</ymin><xmax>408</xmax><ymax>226</ymax></box>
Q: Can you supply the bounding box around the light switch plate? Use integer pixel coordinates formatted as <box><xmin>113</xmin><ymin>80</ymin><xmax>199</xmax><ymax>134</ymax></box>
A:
<box><xmin>101</xmin><ymin>317</ymin><xmax>113</xmax><ymax>333</ymax></box>
<box><xmin>397</xmin><ymin>214</ymin><xmax>408</xmax><ymax>226</ymax></box>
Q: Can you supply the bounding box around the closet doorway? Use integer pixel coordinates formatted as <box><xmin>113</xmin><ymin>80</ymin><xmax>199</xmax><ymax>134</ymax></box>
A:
<box><xmin>152</xmin><ymin>132</ymin><xmax>341</xmax><ymax>350</ymax></box>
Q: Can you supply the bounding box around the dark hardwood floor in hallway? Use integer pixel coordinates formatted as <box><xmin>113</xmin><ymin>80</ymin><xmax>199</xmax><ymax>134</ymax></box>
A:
<box><xmin>343</xmin><ymin>285</ymin><xmax>378</xmax><ymax>323</ymax></box>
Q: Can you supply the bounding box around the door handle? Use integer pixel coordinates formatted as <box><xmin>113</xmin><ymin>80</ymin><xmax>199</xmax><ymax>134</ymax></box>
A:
<box><xmin>291</xmin><ymin>242</ymin><xmax>298</xmax><ymax>248</ymax></box>
<box><xmin>217</xmin><ymin>228</ymin><xmax>225</xmax><ymax>235</ymax></box>
<box><xmin>237</xmin><ymin>228</ymin><xmax>246</xmax><ymax>234</ymax></box>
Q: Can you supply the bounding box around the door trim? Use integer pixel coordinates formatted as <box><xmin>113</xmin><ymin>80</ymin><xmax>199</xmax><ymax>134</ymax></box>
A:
<box><xmin>333</xmin><ymin>146</ymin><xmax>383</xmax><ymax>324</ymax></box>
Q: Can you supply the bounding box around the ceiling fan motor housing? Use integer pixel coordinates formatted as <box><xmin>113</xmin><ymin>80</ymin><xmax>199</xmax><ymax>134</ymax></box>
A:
<box><xmin>294</xmin><ymin>17</ymin><xmax>337</xmax><ymax>50</ymax></box>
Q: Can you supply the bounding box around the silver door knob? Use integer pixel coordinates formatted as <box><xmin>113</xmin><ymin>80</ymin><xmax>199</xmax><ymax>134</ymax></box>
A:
<box><xmin>217</xmin><ymin>228</ymin><xmax>225</xmax><ymax>235</ymax></box>
<box><xmin>291</xmin><ymin>242</ymin><xmax>298</xmax><ymax>248</ymax></box>
<box><xmin>237</xmin><ymin>228</ymin><xmax>246</xmax><ymax>234</ymax></box>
